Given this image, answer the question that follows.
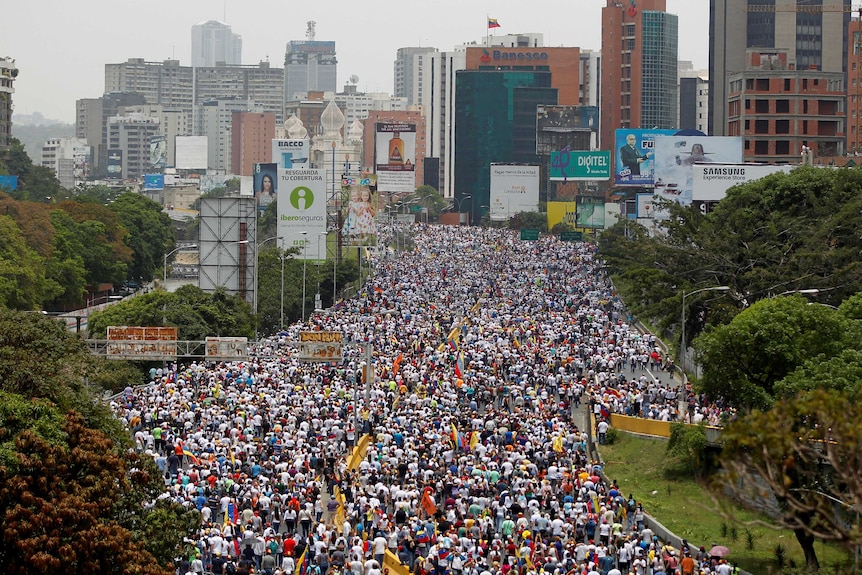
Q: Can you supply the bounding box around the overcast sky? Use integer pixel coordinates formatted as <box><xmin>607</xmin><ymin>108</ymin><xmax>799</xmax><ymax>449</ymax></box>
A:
<box><xmin>1</xmin><ymin>0</ymin><xmax>709</xmax><ymax>124</ymax></box>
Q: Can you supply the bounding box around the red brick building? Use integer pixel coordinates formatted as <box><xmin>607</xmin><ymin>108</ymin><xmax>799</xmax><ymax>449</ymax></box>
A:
<box><xmin>231</xmin><ymin>112</ymin><xmax>276</xmax><ymax>175</ymax></box>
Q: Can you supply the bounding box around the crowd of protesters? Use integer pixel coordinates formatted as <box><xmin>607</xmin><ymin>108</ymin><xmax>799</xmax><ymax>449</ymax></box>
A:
<box><xmin>114</xmin><ymin>224</ymin><xmax>738</xmax><ymax>575</ymax></box>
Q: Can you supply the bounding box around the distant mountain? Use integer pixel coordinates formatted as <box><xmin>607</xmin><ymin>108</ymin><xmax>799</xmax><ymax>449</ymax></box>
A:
<box><xmin>13</xmin><ymin>112</ymin><xmax>66</xmax><ymax>126</ymax></box>
<box><xmin>11</xmin><ymin>121</ymin><xmax>76</xmax><ymax>163</ymax></box>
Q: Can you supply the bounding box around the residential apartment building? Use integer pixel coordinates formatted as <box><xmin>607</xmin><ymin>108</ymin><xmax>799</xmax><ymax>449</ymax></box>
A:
<box><xmin>334</xmin><ymin>85</ymin><xmax>408</xmax><ymax>129</ymax></box>
<box><xmin>106</xmin><ymin>112</ymin><xmax>161</xmax><ymax>178</ymax></box>
<box><xmin>727</xmin><ymin>49</ymin><xmax>844</xmax><ymax>162</ymax></box>
<box><xmin>195</xmin><ymin>98</ymin><xmax>264</xmax><ymax>172</ymax></box>
<box><xmin>709</xmin><ymin>0</ymin><xmax>850</xmax><ymax>136</ymax></box>
<box><xmin>0</xmin><ymin>57</ymin><xmax>18</xmax><ymax>151</ymax></box>
<box><xmin>230</xmin><ymin>112</ymin><xmax>275</xmax><ymax>176</ymax></box>
<box><xmin>394</xmin><ymin>47</ymin><xmax>438</xmax><ymax>107</ymax></box>
<box><xmin>41</xmin><ymin>137</ymin><xmax>91</xmax><ymax>188</ymax></box>
<box><xmin>679</xmin><ymin>61</ymin><xmax>709</xmax><ymax>133</ymax></box>
<box><xmin>76</xmin><ymin>92</ymin><xmax>147</xmax><ymax>173</ymax></box>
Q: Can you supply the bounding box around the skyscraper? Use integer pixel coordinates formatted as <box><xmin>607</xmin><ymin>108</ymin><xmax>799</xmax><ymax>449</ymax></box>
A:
<box><xmin>600</xmin><ymin>0</ymin><xmax>678</xmax><ymax>149</ymax></box>
<box><xmin>709</xmin><ymin>0</ymin><xmax>851</xmax><ymax>136</ymax></box>
<box><xmin>284</xmin><ymin>22</ymin><xmax>337</xmax><ymax>104</ymax></box>
<box><xmin>394</xmin><ymin>47</ymin><xmax>438</xmax><ymax>106</ymax></box>
<box><xmin>0</xmin><ymin>57</ymin><xmax>18</xmax><ymax>151</ymax></box>
<box><xmin>192</xmin><ymin>20</ymin><xmax>242</xmax><ymax>67</ymax></box>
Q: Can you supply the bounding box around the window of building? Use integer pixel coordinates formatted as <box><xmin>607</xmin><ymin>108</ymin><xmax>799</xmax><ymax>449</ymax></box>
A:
<box><xmin>755</xmin><ymin>100</ymin><xmax>769</xmax><ymax>113</ymax></box>
<box><xmin>775</xmin><ymin>141</ymin><xmax>790</xmax><ymax>155</ymax></box>
<box><xmin>755</xmin><ymin>140</ymin><xmax>769</xmax><ymax>155</ymax></box>
<box><xmin>775</xmin><ymin>119</ymin><xmax>790</xmax><ymax>134</ymax></box>
<box><xmin>776</xmin><ymin>99</ymin><xmax>790</xmax><ymax>113</ymax></box>
<box><xmin>755</xmin><ymin>119</ymin><xmax>769</xmax><ymax>134</ymax></box>
<box><xmin>784</xmin><ymin>78</ymin><xmax>791</xmax><ymax>91</ymax></box>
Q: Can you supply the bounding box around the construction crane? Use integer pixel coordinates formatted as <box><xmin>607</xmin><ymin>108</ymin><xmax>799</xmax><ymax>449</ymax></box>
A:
<box><xmin>744</xmin><ymin>2</ymin><xmax>859</xmax><ymax>12</ymax></box>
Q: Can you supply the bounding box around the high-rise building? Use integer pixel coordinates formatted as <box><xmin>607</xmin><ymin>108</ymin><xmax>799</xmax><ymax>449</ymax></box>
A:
<box><xmin>678</xmin><ymin>61</ymin><xmax>709</xmax><ymax>133</ymax></box>
<box><xmin>284</xmin><ymin>22</ymin><xmax>337</xmax><ymax>103</ymax></box>
<box><xmin>453</xmin><ymin>69</ymin><xmax>557</xmax><ymax>223</ymax></box>
<box><xmin>600</xmin><ymin>0</ymin><xmax>678</xmax><ymax>149</ymax></box>
<box><xmin>118</xmin><ymin>104</ymin><xmax>190</xmax><ymax>168</ymax></box>
<box><xmin>709</xmin><ymin>0</ymin><xmax>851</xmax><ymax>136</ymax></box>
<box><xmin>230</xmin><ymin>112</ymin><xmax>276</xmax><ymax>176</ymax></box>
<box><xmin>0</xmin><ymin>57</ymin><xmax>18</xmax><ymax>151</ymax></box>
<box><xmin>76</xmin><ymin>92</ymin><xmax>147</xmax><ymax>173</ymax></box>
<box><xmin>41</xmin><ymin>137</ymin><xmax>91</xmax><ymax>188</ymax></box>
<box><xmin>105</xmin><ymin>59</ymin><xmax>283</xmax><ymax>123</ymax></box>
<box><xmin>195</xmin><ymin>98</ymin><xmax>264</xmax><ymax>171</ymax></box>
<box><xmin>106</xmin><ymin>112</ymin><xmax>161</xmax><ymax>178</ymax></box>
<box><xmin>192</xmin><ymin>20</ymin><xmax>242</xmax><ymax>67</ymax></box>
<box><xmin>394</xmin><ymin>47</ymin><xmax>438</xmax><ymax>107</ymax></box>
<box><xmin>848</xmin><ymin>18</ymin><xmax>862</xmax><ymax>152</ymax></box>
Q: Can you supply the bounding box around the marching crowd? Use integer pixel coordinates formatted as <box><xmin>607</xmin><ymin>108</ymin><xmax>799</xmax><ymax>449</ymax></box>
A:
<box><xmin>113</xmin><ymin>224</ymin><xmax>738</xmax><ymax>575</ymax></box>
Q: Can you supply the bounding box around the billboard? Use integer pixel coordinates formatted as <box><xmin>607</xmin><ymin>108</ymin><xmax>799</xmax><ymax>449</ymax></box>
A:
<box><xmin>375</xmin><ymin>122</ymin><xmax>416</xmax><ymax>193</ymax></box>
<box><xmin>277</xmin><ymin>169</ymin><xmax>327</xmax><ymax>260</ymax></box>
<box><xmin>254</xmin><ymin>163</ymin><xmax>278</xmax><ymax>210</ymax></box>
<box><xmin>614</xmin><ymin>129</ymin><xmax>675</xmax><ymax>186</ymax></box>
<box><xmin>272</xmin><ymin>138</ymin><xmax>310</xmax><ymax>170</ymax></box>
<box><xmin>106</xmin><ymin>149</ymin><xmax>123</xmax><ymax>179</ymax></box>
<box><xmin>143</xmin><ymin>174</ymin><xmax>165</xmax><ymax>190</ymax></box>
<box><xmin>550</xmin><ymin>149</ymin><xmax>611</xmax><ymax>181</ymax></box>
<box><xmin>296</xmin><ymin>331</ymin><xmax>343</xmax><ymax>363</ymax></box>
<box><xmin>490</xmin><ymin>164</ymin><xmax>540</xmax><ymax>221</ymax></box>
<box><xmin>73</xmin><ymin>145</ymin><xmax>91</xmax><ymax>180</ymax></box>
<box><xmin>342</xmin><ymin>173</ymin><xmax>378</xmax><ymax>246</ymax></box>
<box><xmin>205</xmin><ymin>337</ymin><xmax>249</xmax><ymax>361</ymax></box>
<box><xmin>149</xmin><ymin>135</ymin><xmax>167</xmax><ymax>168</ymax></box>
<box><xmin>636</xmin><ymin>193</ymin><xmax>657</xmax><ymax>219</ymax></box>
<box><xmin>106</xmin><ymin>326</ymin><xmax>177</xmax><ymax>361</ymax></box>
<box><xmin>653</xmin><ymin>136</ymin><xmax>744</xmax><ymax>206</ymax></box>
<box><xmin>576</xmin><ymin>196</ymin><xmax>605</xmax><ymax>229</ymax></box>
<box><xmin>175</xmin><ymin>136</ymin><xmax>208</xmax><ymax>170</ymax></box>
<box><xmin>547</xmin><ymin>201</ymin><xmax>577</xmax><ymax>230</ymax></box>
<box><xmin>536</xmin><ymin>105</ymin><xmax>597</xmax><ymax>156</ymax></box>
<box><xmin>692</xmin><ymin>164</ymin><xmax>793</xmax><ymax>202</ymax></box>
<box><xmin>0</xmin><ymin>175</ymin><xmax>18</xmax><ymax>191</ymax></box>
<box><xmin>199</xmin><ymin>173</ymin><xmax>236</xmax><ymax>193</ymax></box>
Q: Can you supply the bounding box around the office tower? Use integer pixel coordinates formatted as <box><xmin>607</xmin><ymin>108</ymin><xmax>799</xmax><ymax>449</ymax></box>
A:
<box><xmin>0</xmin><ymin>57</ymin><xmax>18</xmax><ymax>151</ymax></box>
<box><xmin>196</xmin><ymin>98</ymin><xmax>264</xmax><ymax>171</ymax></box>
<box><xmin>394</xmin><ymin>47</ymin><xmax>438</xmax><ymax>106</ymax></box>
<box><xmin>849</xmin><ymin>18</ymin><xmax>862</xmax><ymax>152</ymax></box>
<box><xmin>230</xmin><ymin>112</ymin><xmax>276</xmax><ymax>176</ymax></box>
<box><xmin>600</xmin><ymin>0</ymin><xmax>678</xmax><ymax>149</ymax></box>
<box><xmin>192</xmin><ymin>20</ymin><xmax>242</xmax><ymax>67</ymax></box>
<box><xmin>709</xmin><ymin>0</ymin><xmax>851</xmax><ymax>136</ymax></box>
<box><xmin>284</xmin><ymin>22</ymin><xmax>337</xmax><ymax>103</ymax></box>
<box><xmin>453</xmin><ymin>69</ymin><xmax>557</xmax><ymax>223</ymax></box>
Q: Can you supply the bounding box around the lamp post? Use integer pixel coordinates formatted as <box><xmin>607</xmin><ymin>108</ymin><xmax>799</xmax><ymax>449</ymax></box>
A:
<box><xmin>279</xmin><ymin>231</ymin><xmax>307</xmax><ymax>330</ymax></box>
<box><xmin>454</xmin><ymin>195</ymin><xmax>472</xmax><ymax>225</ymax></box>
<box><xmin>163</xmin><ymin>244</ymin><xmax>197</xmax><ymax>291</ymax></box>
<box><xmin>301</xmin><ymin>238</ymin><xmax>308</xmax><ymax>322</ymax></box>
<box><xmin>681</xmin><ymin>286</ymin><xmax>731</xmax><ymax>374</ymax></box>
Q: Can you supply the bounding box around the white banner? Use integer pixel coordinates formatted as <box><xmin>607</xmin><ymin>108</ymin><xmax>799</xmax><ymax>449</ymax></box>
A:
<box><xmin>277</xmin><ymin>169</ymin><xmax>327</xmax><ymax>259</ymax></box>
<box><xmin>652</xmin><ymin>136</ymin><xmax>743</xmax><ymax>206</ymax></box>
<box><xmin>272</xmin><ymin>138</ymin><xmax>310</xmax><ymax>170</ymax></box>
<box><xmin>693</xmin><ymin>164</ymin><xmax>794</xmax><ymax>202</ymax></box>
<box><xmin>489</xmin><ymin>164</ymin><xmax>540</xmax><ymax>221</ymax></box>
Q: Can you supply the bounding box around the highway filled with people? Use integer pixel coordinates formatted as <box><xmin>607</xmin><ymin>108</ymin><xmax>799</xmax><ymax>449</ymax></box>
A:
<box><xmin>113</xmin><ymin>224</ymin><xmax>731</xmax><ymax>575</ymax></box>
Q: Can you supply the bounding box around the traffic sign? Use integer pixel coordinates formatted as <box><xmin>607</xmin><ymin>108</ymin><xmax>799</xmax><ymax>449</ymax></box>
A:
<box><xmin>560</xmin><ymin>231</ymin><xmax>583</xmax><ymax>242</ymax></box>
<box><xmin>520</xmin><ymin>228</ymin><xmax>540</xmax><ymax>241</ymax></box>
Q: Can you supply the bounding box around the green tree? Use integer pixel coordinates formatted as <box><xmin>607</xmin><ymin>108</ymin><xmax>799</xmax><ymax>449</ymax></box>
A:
<box><xmin>109</xmin><ymin>192</ymin><xmax>175</xmax><ymax>283</ymax></box>
<box><xmin>0</xmin><ymin>215</ymin><xmax>62</xmax><ymax>309</ymax></box>
<box><xmin>715</xmin><ymin>390</ymin><xmax>862</xmax><ymax>571</ymax></box>
<box><xmin>666</xmin><ymin>422</ymin><xmax>709</xmax><ymax>478</ymax></box>
<box><xmin>507</xmin><ymin>211</ymin><xmax>547</xmax><ymax>231</ymax></box>
<box><xmin>44</xmin><ymin>210</ymin><xmax>88</xmax><ymax>308</ymax></box>
<box><xmin>0</xmin><ymin>138</ymin><xmax>68</xmax><ymax>201</ymax></box>
<box><xmin>695</xmin><ymin>296</ymin><xmax>849</xmax><ymax>410</ymax></box>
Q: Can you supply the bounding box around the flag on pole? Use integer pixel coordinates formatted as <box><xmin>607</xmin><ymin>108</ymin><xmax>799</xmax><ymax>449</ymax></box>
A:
<box><xmin>393</xmin><ymin>352</ymin><xmax>404</xmax><ymax>377</ymax></box>
<box><xmin>469</xmin><ymin>431</ymin><xmax>480</xmax><ymax>451</ymax></box>
<box><xmin>421</xmin><ymin>488</ymin><xmax>438</xmax><ymax>517</ymax></box>
<box><xmin>295</xmin><ymin>546</ymin><xmax>308</xmax><ymax>575</ymax></box>
<box><xmin>488</xmin><ymin>17</ymin><xmax>501</xmax><ymax>29</ymax></box>
<box><xmin>454</xmin><ymin>351</ymin><xmax>465</xmax><ymax>379</ymax></box>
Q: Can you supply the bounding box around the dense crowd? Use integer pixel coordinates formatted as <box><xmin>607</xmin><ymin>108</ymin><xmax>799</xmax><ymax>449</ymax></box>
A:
<box><xmin>113</xmin><ymin>224</ymin><xmax>738</xmax><ymax>575</ymax></box>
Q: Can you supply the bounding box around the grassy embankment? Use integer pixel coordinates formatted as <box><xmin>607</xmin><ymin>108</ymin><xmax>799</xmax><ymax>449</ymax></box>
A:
<box><xmin>598</xmin><ymin>432</ymin><xmax>854</xmax><ymax>574</ymax></box>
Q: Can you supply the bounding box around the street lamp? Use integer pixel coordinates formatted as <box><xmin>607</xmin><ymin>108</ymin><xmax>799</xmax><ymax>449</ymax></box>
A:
<box><xmin>279</xmin><ymin>231</ymin><xmax>307</xmax><ymax>330</ymax></box>
<box><xmin>681</xmin><ymin>286</ymin><xmax>731</xmax><ymax>374</ymax></box>
<box><xmin>454</xmin><ymin>195</ymin><xmax>472</xmax><ymax>225</ymax></box>
<box><xmin>301</xmin><ymin>238</ymin><xmax>308</xmax><ymax>322</ymax></box>
<box><xmin>778</xmin><ymin>288</ymin><xmax>820</xmax><ymax>296</ymax></box>
<box><xmin>163</xmin><ymin>244</ymin><xmax>197</xmax><ymax>291</ymax></box>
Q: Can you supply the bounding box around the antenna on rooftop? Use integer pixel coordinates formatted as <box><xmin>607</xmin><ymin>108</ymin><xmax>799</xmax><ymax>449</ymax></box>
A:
<box><xmin>306</xmin><ymin>21</ymin><xmax>317</xmax><ymax>42</ymax></box>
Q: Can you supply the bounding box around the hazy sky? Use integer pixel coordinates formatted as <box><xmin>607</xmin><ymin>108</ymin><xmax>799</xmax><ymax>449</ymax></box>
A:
<box><xmin>1</xmin><ymin>0</ymin><xmax>709</xmax><ymax>124</ymax></box>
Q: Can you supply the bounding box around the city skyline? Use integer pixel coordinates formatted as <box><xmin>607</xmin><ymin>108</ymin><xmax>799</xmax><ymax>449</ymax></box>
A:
<box><xmin>1</xmin><ymin>0</ymin><xmax>708</xmax><ymax>124</ymax></box>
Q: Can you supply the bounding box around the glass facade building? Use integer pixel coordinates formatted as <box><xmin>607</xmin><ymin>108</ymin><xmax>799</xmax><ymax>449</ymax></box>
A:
<box><xmin>641</xmin><ymin>11</ymin><xmax>679</xmax><ymax>129</ymax></box>
<box><xmin>453</xmin><ymin>70</ymin><xmax>557</xmax><ymax>223</ymax></box>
